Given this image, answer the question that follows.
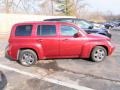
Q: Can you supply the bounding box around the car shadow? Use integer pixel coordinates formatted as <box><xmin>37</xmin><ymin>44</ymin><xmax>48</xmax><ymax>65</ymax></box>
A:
<box><xmin>35</xmin><ymin>60</ymin><xmax>64</xmax><ymax>72</ymax></box>
<box><xmin>34</xmin><ymin>58</ymin><xmax>92</xmax><ymax>73</ymax></box>
<box><xmin>0</xmin><ymin>71</ymin><xmax>7</xmax><ymax>90</ymax></box>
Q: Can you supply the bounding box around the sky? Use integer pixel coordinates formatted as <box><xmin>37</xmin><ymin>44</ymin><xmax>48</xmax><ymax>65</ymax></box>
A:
<box><xmin>85</xmin><ymin>0</ymin><xmax>120</xmax><ymax>15</ymax></box>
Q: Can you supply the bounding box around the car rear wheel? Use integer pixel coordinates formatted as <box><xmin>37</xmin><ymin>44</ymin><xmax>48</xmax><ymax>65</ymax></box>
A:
<box><xmin>18</xmin><ymin>49</ymin><xmax>37</xmax><ymax>66</ymax></box>
<box><xmin>90</xmin><ymin>46</ymin><xmax>107</xmax><ymax>62</ymax></box>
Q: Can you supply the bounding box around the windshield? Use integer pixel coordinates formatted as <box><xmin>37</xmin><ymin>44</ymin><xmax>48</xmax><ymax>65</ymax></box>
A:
<box><xmin>75</xmin><ymin>20</ymin><xmax>92</xmax><ymax>29</ymax></box>
<box><xmin>56</xmin><ymin>19</ymin><xmax>87</xmax><ymax>35</ymax></box>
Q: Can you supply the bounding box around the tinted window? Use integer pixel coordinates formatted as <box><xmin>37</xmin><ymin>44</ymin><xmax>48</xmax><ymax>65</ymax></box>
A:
<box><xmin>37</xmin><ymin>25</ymin><xmax>56</xmax><ymax>36</ymax></box>
<box><xmin>15</xmin><ymin>25</ymin><xmax>32</xmax><ymax>36</ymax></box>
<box><xmin>61</xmin><ymin>25</ymin><xmax>78</xmax><ymax>36</ymax></box>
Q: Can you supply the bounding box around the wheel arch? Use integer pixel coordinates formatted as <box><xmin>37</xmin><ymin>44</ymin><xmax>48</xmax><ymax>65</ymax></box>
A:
<box><xmin>17</xmin><ymin>48</ymin><xmax>39</xmax><ymax>60</ymax></box>
<box><xmin>81</xmin><ymin>44</ymin><xmax>109</xmax><ymax>59</ymax></box>
<box><xmin>91</xmin><ymin>45</ymin><xmax>108</xmax><ymax>56</ymax></box>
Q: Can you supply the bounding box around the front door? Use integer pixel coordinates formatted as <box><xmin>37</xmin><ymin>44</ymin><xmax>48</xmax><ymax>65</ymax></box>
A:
<box><xmin>60</xmin><ymin>24</ymin><xmax>84</xmax><ymax>57</ymax></box>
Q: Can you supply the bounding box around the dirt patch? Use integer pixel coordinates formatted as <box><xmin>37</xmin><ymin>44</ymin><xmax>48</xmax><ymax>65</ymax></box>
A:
<box><xmin>35</xmin><ymin>60</ymin><xmax>64</xmax><ymax>72</ymax></box>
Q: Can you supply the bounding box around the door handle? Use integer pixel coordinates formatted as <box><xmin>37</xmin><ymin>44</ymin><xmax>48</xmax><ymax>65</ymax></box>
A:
<box><xmin>62</xmin><ymin>39</ymin><xmax>69</xmax><ymax>41</ymax></box>
<box><xmin>37</xmin><ymin>39</ymin><xmax>43</xmax><ymax>42</ymax></box>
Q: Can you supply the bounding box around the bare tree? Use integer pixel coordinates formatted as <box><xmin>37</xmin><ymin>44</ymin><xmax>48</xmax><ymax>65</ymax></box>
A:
<box><xmin>53</xmin><ymin>0</ymin><xmax>88</xmax><ymax>16</ymax></box>
<box><xmin>36</xmin><ymin>0</ymin><xmax>88</xmax><ymax>16</ymax></box>
<box><xmin>0</xmin><ymin>0</ymin><xmax>37</xmax><ymax>14</ymax></box>
<box><xmin>0</xmin><ymin>0</ymin><xmax>88</xmax><ymax>16</ymax></box>
<box><xmin>74</xmin><ymin>0</ymin><xmax>88</xmax><ymax>17</ymax></box>
<box><xmin>3</xmin><ymin>0</ymin><xmax>13</xmax><ymax>13</ymax></box>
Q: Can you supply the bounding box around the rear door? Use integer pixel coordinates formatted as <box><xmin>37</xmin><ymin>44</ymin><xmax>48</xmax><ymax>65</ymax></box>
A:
<box><xmin>36</xmin><ymin>23</ymin><xmax>59</xmax><ymax>58</ymax></box>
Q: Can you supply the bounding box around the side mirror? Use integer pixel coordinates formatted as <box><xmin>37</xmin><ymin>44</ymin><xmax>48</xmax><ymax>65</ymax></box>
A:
<box><xmin>74</xmin><ymin>32</ymin><xmax>82</xmax><ymax>38</ymax></box>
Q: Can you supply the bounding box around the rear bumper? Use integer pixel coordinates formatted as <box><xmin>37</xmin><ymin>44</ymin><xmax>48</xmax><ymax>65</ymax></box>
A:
<box><xmin>5</xmin><ymin>51</ymin><xmax>12</xmax><ymax>60</ymax></box>
<box><xmin>5</xmin><ymin>45</ymin><xmax>14</xmax><ymax>60</ymax></box>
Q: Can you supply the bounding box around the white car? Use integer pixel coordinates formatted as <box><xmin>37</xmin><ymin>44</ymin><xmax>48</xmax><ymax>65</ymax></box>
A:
<box><xmin>93</xmin><ymin>23</ymin><xmax>105</xmax><ymax>29</ymax></box>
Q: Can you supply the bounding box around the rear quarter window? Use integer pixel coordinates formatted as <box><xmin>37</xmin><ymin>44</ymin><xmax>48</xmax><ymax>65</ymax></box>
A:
<box><xmin>15</xmin><ymin>25</ymin><xmax>32</xmax><ymax>36</ymax></box>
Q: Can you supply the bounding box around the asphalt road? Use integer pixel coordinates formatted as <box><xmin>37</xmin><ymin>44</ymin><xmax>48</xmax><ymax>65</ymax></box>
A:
<box><xmin>0</xmin><ymin>30</ymin><xmax>120</xmax><ymax>90</ymax></box>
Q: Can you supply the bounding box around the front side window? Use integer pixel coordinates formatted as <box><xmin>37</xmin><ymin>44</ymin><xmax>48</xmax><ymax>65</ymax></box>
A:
<box><xmin>60</xmin><ymin>25</ymin><xmax>78</xmax><ymax>36</ymax></box>
<box><xmin>15</xmin><ymin>25</ymin><xmax>32</xmax><ymax>36</ymax></box>
<box><xmin>37</xmin><ymin>25</ymin><xmax>56</xmax><ymax>36</ymax></box>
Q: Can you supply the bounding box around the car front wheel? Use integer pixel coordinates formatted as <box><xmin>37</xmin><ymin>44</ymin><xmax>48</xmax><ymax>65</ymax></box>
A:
<box><xmin>90</xmin><ymin>46</ymin><xmax>107</xmax><ymax>62</ymax></box>
<box><xmin>18</xmin><ymin>49</ymin><xmax>37</xmax><ymax>66</ymax></box>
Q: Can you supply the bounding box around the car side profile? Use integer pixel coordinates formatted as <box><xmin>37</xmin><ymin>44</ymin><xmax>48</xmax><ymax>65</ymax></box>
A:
<box><xmin>6</xmin><ymin>21</ymin><xmax>115</xmax><ymax>66</ymax></box>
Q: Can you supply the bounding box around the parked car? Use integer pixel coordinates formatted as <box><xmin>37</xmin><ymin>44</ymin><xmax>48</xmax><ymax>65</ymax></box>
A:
<box><xmin>104</xmin><ymin>22</ymin><xmax>114</xmax><ymax>29</ymax></box>
<box><xmin>6</xmin><ymin>21</ymin><xmax>115</xmax><ymax>66</ymax></box>
<box><xmin>44</xmin><ymin>18</ymin><xmax>112</xmax><ymax>38</ymax></box>
<box><xmin>89</xmin><ymin>22</ymin><xmax>105</xmax><ymax>29</ymax></box>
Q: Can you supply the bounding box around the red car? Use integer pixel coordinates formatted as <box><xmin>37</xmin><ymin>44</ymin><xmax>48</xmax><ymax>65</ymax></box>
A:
<box><xmin>6</xmin><ymin>21</ymin><xmax>115</xmax><ymax>66</ymax></box>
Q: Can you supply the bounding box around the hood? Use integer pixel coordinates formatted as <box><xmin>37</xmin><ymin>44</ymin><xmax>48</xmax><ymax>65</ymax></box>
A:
<box><xmin>83</xmin><ymin>27</ymin><xmax>107</xmax><ymax>31</ymax></box>
<box><xmin>86</xmin><ymin>33</ymin><xmax>110</xmax><ymax>41</ymax></box>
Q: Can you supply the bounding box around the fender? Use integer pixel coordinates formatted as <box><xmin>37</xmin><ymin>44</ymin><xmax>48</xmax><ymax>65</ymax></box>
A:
<box><xmin>80</xmin><ymin>41</ymin><xmax>108</xmax><ymax>58</ymax></box>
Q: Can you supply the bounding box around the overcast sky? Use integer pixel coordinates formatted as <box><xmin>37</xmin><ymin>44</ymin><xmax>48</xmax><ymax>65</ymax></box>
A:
<box><xmin>85</xmin><ymin>0</ymin><xmax>120</xmax><ymax>15</ymax></box>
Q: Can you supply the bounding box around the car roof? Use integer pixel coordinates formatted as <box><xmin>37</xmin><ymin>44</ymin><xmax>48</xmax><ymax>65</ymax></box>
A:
<box><xmin>13</xmin><ymin>21</ymin><xmax>77</xmax><ymax>26</ymax></box>
<box><xmin>44</xmin><ymin>18</ymin><xmax>86</xmax><ymax>21</ymax></box>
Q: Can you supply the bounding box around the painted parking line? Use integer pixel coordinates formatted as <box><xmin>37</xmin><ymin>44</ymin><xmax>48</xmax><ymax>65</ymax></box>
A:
<box><xmin>0</xmin><ymin>64</ymin><xmax>93</xmax><ymax>90</ymax></box>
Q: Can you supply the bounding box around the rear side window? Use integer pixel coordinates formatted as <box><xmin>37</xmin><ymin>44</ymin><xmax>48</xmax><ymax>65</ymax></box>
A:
<box><xmin>15</xmin><ymin>25</ymin><xmax>32</xmax><ymax>36</ymax></box>
<box><xmin>37</xmin><ymin>25</ymin><xmax>56</xmax><ymax>36</ymax></box>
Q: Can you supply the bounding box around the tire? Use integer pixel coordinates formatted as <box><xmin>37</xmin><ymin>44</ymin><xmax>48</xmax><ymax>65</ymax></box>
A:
<box><xmin>0</xmin><ymin>71</ymin><xmax>7</xmax><ymax>89</ymax></box>
<box><xmin>90</xmin><ymin>46</ymin><xmax>107</xmax><ymax>62</ymax></box>
<box><xmin>18</xmin><ymin>49</ymin><xmax>37</xmax><ymax>66</ymax></box>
